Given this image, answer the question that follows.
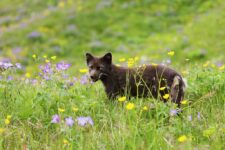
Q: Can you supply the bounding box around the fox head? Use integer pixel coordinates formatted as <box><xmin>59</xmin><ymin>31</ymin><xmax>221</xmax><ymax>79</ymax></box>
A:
<box><xmin>86</xmin><ymin>52</ymin><xmax>112</xmax><ymax>82</ymax></box>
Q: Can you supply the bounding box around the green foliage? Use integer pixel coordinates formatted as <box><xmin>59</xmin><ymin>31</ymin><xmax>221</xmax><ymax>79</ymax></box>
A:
<box><xmin>0</xmin><ymin>0</ymin><xmax>225</xmax><ymax>149</ymax></box>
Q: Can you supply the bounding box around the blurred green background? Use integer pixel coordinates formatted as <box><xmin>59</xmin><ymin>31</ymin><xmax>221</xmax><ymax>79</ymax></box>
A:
<box><xmin>0</xmin><ymin>0</ymin><xmax>224</xmax><ymax>73</ymax></box>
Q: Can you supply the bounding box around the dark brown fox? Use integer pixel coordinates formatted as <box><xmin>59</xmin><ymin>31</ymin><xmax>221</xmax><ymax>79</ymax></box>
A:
<box><xmin>86</xmin><ymin>52</ymin><xmax>185</xmax><ymax>105</ymax></box>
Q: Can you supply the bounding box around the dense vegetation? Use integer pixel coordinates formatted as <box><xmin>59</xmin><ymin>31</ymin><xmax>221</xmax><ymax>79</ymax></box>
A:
<box><xmin>0</xmin><ymin>0</ymin><xmax>225</xmax><ymax>149</ymax></box>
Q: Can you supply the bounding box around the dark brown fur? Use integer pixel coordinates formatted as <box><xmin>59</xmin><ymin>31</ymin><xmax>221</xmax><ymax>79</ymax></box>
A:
<box><xmin>86</xmin><ymin>52</ymin><xmax>185</xmax><ymax>105</ymax></box>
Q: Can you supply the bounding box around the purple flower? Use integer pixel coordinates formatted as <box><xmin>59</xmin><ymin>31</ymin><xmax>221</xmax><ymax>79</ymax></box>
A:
<box><xmin>15</xmin><ymin>63</ymin><xmax>22</xmax><ymax>69</ymax></box>
<box><xmin>197</xmin><ymin>112</ymin><xmax>201</xmax><ymax>120</ymax></box>
<box><xmin>0</xmin><ymin>62</ymin><xmax>13</xmax><ymax>69</ymax></box>
<box><xmin>80</xmin><ymin>75</ymin><xmax>89</xmax><ymax>85</ymax></box>
<box><xmin>39</xmin><ymin>63</ymin><xmax>53</xmax><ymax>74</ymax></box>
<box><xmin>12</xmin><ymin>47</ymin><xmax>22</xmax><ymax>54</ymax></box>
<box><xmin>188</xmin><ymin>115</ymin><xmax>192</xmax><ymax>121</ymax></box>
<box><xmin>27</xmin><ymin>31</ymin><xmax>41</xmax><ymax>39</ymax></box>
<box><xmin>31</xmin><ymin>79</ymin><xmax>38</xmax><ymax>85</ymax></box>
<box><xmin>76</xmin><ymin>116</ymin><xmax>94</xmax><ymax>127</ymax></box>
<box><xmin>7</xmin><ymin>76</ymin><xmax>13</xmax><ymax>81</ymax></box>
<box><xmin>51</xmin><ymin>114</ymin><xmax>60</xmax><ymax>123</ymax></box>
<box><xmin>170</xmin><ymin>109</ymin><xmax>178</xmax><ymax>116</ymax></box>
<box><xmin>65</xmin><ymin>117</ymin><xmax>75</xmax><ymax>127</ymax></box>
<box><xmin>56</xmin><ymin>62</ymin><xmax>71</xmax><ymax>71</ymax></box>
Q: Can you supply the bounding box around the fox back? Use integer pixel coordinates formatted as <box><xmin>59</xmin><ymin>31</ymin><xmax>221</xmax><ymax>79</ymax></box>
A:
<box><xmin>86</xmin><ymin>52</ymin><xmax>185</xmax><ymax>105</ymax></box>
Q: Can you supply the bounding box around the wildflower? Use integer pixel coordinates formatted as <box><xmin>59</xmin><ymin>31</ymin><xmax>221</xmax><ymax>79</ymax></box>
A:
<box><xmin>0</xmin><ymin>62</ymin><xmax>13</xmax><ymax>70</ymax></box>
<box><xmin>51</xmin><ymin>56</ymin><xmax>57</xmax><ymax>60</ymax></box>
<box><xmin>58</xmin><ymin>108</ymin><xmax>65</xmax><ymax>113</ymax></box>
<box><xmin>32</xmin><ymin>54</ymin><xmax>36</xmax><ymax>59</ymax></box>
<box><xmin>7</xmin><ymin>76</ymin><xmax>13</xmax><ymax>81</ymax></box>
<box><xmin>51</xmin><ymin>114</ymin><xmax>60</xmax><ymax>123</ymax></box>
<box><xmin>80</xmin><ymin>75</ymin><xmax>89</xmax><ymax>85</ymax></box>
<box><xmin>58</xmin><ymin>1</ymin><xmax>65</xmax><ymax>8</ymax></box>
<box><xmin>72</xmin><ymin>107</ymin><xmax>78</xmax><ymax>112</ymax></box>
<box><xmin>56</xmin><ymin>62</ymin><xmax>71</xmax><ymax>71</ymax></box>
<box><xmin>142</xmin><ymin>106</ymin><xmax>148</xmax><ymax>111</ymax></box>
<box><xmin>76</xmin><ymin>116</ymin><xmax>94</xmax><ymax>126</ymax></box>
<box><xmin>159</xmin><ymin>87</ymin><xmax>166</xmax><ymax>91</ymax></box>
<box><xmin>43</xmin><ymin>55</ymin><xmax>47</xmax><ymax>58</ymax></box>
<box><xmin>181</xmin><ymin>100</ymin><xmax>188</xmax><ymax>105</ymax></box>
<box><xmin>7</xmin><ymin>115</ymin><xmax>12</xmax><ymax>119</ymax></box>
<box><xmin>168</xmin><ymin>51</ymin><xmax>175</xmax><ymax>56</ymax></box>
<box><xmin>0</xmin><ymin>128</ymin><xmax>4</xmax><ymax>134</ymax></box>
<box><xmin>27</xmin><ymin>31</ymin><xmax>41</xmax><ymax>39</ymax></box>
<box><xmin>134</xmin><ymin>56</ymin><xmax>139</xmax><ymax>61</ymax></box>
<box><xmin>170</xmin><ymin>109</ymin><xmax>178</xmax><ymax>116</ymax></box>
<box><xmin>151</xmin><ymin>63</ymin><xmax>158</xmax><ymax>67</ymax></box>
<box><xmin>5</xmin><ymin>119</ymin><xmax>10</xmax><ymax>125</ymax></box>
<box><xmin>63</xmin><ymin>139</ymin><xmax>69</xmax><ymax>145</ymax></box>
<box><xmin>177</xmin><ymin>135</ymin><xmax>187</xmax><ymax>143</ymax></box>
<box><xmin>45</xmin><ymin>59</ymin><xmax>50</xmax><ymax>63</ymax></box>
<box><xmin>15</xmin><ymin>63</ymin><xmax>22</xmax><ymax>69</ymax></box>
<box><xmin>219</xmin><ymin>65</ymin><xmax>225</xmax><ymax>70</ymax></box>
<box><xmin>65</xmin><ymin>117</ymin><xmax>74</xmax><ymax>127</ymax></box>
<box><xmin>79</xmin><ymin>69</ymin><xmax>88</xmax><ymax>73</ymax></box>
<box><xmin>119</xmin><ymin>58</ymin><xmax>126</xmax><ymax>62</ymax></box>
<box><xmin>203</xmin><ymin>61</ymin><xmax>210</xmax><ymax>67</ymax></box>
<box><xmin>126</xmin><ymin>102</ymin><xmax>135</xmax><ymax>110</ymax></box>
<box><xmin>163</xmin><ymin>94</ymin><xmax>170</xmax><ymax>100</ymax></box>
<box><xmin>118</xmin><ymin>96</ymin><xmax>126</xmax><ymax>102</ymax></box>
<box><xmin>188</xmin><ymin>115</ymin><xmax>192</xmax><ymax>121</ymax></box>
<box><xmin>25</xmin><ymin>73</ymin><xmax>31</xmax><ymax>78</ymax></box>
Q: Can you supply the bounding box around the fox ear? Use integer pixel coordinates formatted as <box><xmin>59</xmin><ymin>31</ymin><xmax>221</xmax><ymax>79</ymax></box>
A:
<box><xmin>86</xmin><ymin>53</ymin><xmax>94</xmax><ymax>65</ymax></box>
<box><xmin>102</xmin><ymin>52</ymin><xmax>112</xmax><ymax>64</ymax></box>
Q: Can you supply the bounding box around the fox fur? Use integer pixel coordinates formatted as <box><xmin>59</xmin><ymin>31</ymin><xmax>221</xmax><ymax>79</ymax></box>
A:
<box><xmin>86</xmin><ymin>52</ymin><xmax>185</xmax><ymax>105</ymax></box>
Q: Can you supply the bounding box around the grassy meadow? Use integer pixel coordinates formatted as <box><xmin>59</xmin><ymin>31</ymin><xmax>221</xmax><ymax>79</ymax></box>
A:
<box><xmin>0</xmin><ymin>0</ymin><xmax>225</xmax><ymax>149</ymax></box>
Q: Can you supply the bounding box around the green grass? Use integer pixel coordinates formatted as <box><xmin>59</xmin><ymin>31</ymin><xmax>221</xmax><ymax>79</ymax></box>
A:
<box><xmin>0</xmin><ymin>0</ymin><xmax>225</xmax><ymax>149</ymax></box>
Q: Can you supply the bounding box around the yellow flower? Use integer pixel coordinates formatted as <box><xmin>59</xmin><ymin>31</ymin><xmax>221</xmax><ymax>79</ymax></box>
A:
<box><xmin>143</xmin><ymin>106</ymin><xmax>148</xmax><ymax>111</ymax></box>
<box><xmin>51</xmin><ymin>56</ymin><xmax>57</xmax><ymax>60</ymax></box>
<box><xmin>32</xmin><ymin>54</ymin><xmax>36</xmax><ymax>58</ymax></box>
<box><xmin>118</xmin><ymin>96</ymin><xmax>126</xmax><ymax>102</ymax></box>
<box><xmin>151</xmin><ymin>63</ymin><xmax>158</xmax><ymax>67</ymax></box>
<box><xmin>63</xmin><ymin>139</ymin><xmax>69</xmax><ymax>145</ymax></box>
<box><xmin>79</xmin><ymin>69</ymin><xmax>88</xmax><ymax>73</ymax></box>
<box><xmin>181</xmin><ymin>100</ymin><xmax>188</xmax><ymax>105</ymax></box>
<box><xmin>119</xmin><ymin>58</ymin><xmax>126</xmax><ymax>62</ymax></box>
<box><xmin>45</xmin><ymin>59</ymin><xmax>50</xmax><ymax>63</ymax></box>
<box><xmin>0</xmin><ymin>128</ymin><xmax>4</xmax><ymax>134</ymax></box>
<box><xmin>178</xmin><ymin>135</ymin><xmax>187</xmax><ymax>143</ymax></box>
<box><xmin>72</xmin><ymin>107</ymin><xmax>78</xmax><ymax>112</ymax></box>
<box><xmin>126</xmin><ymin>102</ymin><xmax>135</xmax><ymax>110</ymax></box>
<box><xmin>58</xmin><ymin>108</ymin><xmax>65</xmax><ymax>112</ymax></box>
<box><xmin>134</xmin><ymin>56</ymin><xmax>139</xmax><ymax>61</ymax></box>
<box><xmin>7</xmin><ymin>115</ymin><xmax>12</xmax><ymax>120</ymax></box>
<box><xmin>163</xmin><ymin>94</ymin><xmax>170</xmax><ymax>100</ymax></box>
<box><xmin>43</xmin><ymin>55</ymin><xmax>47</xmax><ymax>58</ymax></box>
<box><xmin>168</xmin><ymin>51</ymin><xmax>175</xmax><ymax>56</ymax></box>
<box><xmin>58</xmin><ymin>1</ymin><xmax>65</xmax><ymax>8</ymax></box>
<box><xmin>159</xmin><ymin>87</ymin><xmax>166</xmax><ymax>91</ymax></box>
<box><xmin>219</xmin><ymin>65</ymin><xmax>225</xmax><ymax>70</ymax></box>
<box><xmin>5</xmin><ymin>119</ymin><xmax>10</xmax><ymax>125</ymax></box>
<box><xmin>25</xmin><ymin>73</ymin><xmax>31</xmax><ymax>78</ymax></box>
<box><xmin>182</xmin><ymin>70</ymin><xmax>189</xmax><ymax>75</ymax></box>
<box><xmin>211</xmin><ymin>64</ymin><xmax>216</xmax><ymax>68</ymax></box>
<box><xmin>203</xmin><ymin>61</ymin><xmax>210</xmax><ymax>67</ymax></box>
